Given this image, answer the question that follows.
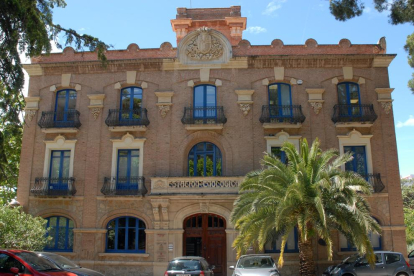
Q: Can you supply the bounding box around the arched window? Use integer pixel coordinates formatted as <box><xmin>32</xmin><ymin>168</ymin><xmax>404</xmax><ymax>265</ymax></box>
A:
<box><xmin>268</xmin><ymin>83</ymin><xmax>292</xmax><ymax>118</ymax></box>
<box><xmin>265</xmin><ymin>228</ymin><xmax>299</xmax><ymax>253</ymax></box>
<box><xmin>45</xmin><ymin>216</ymin><xmax>74</xmax><ymax>252</ymax></box>
<box><xmin>106</xmin><ymin>216</ymin><xmax>146</xmax><ymax>253</ymax></box>
<box><xmin>193</xmin><ymin>85</ymin><xmax>217</xmax><ymax>119</ymax></box>
<box><xmin>55</xmin><ymin>89</ymin><xmax>76</xmax><ymax>122</ymax></box>
<box><xmin>339</xmin><ymin>217</ymin><xmax>382</xmax><ymax>251</ymax></box>
<box><xmin>120</xmin><ymin>87</ymin><xmax>143</xmax><ymax>121</ymax></box>
<box><xmin>188</xmin><ymin>142</ymin><xmax>222</xmax><ymax>176</ymax></box>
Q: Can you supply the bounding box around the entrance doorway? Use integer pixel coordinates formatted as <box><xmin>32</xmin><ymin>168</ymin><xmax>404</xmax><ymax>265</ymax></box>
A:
<box><xmin>183</xmin><ymin>214</ymin><xmax>226</xmax><ymax>276</ymax></box>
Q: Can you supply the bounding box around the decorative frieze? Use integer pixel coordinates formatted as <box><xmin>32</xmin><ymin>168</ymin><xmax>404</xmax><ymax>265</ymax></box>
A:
<box><xmin>306</xmin><ymin>88</ymin><xmax>325</xmax><ymax>114</ymax></box>
<box><xmin>87</xmin><ymin>94</ymin><xmax>105</xmax><ymax>120</ymax></box>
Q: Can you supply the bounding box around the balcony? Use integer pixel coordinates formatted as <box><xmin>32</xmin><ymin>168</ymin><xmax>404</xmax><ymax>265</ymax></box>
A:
<box><xmin>150</xmin><ymin>176</ymin><xmax>244</xmax><ymax>195</ymax></box>
<box><xmin>101</xmin><ymin>176</ymin><xmax>147</xmax><ymax>196</ymax></box>
<box><xmin>181</xmin><ymin>106</ymin><xmax>227</xmax><ymax>130</ymax></box>
<box><xmin>105</xmin><ymin>108</ymin><xmax>150</xmax><ymax>132</ymax></box>
<box><xmin>37</xmin><ymin>110</ymin><xmax>81</xmax><ymax>133</ymax></box>
<box><xmin>364</xmin><ymin>173</ymin><xmax>385</xmax><ymax>193</ymax></box>
<box><xmin>259</xmin><ymin>105</ymin><xmax>306</xmax><ymax>129</ymax></box>
<box><xmin>30</xmin><ymin>177</ymin><xmax>76</xmax><ymax>196</ymax></box>
<box><xmin>332</xmin><ymin>104</ymin><xmax>377</xmax><ymax>127</ymax></box>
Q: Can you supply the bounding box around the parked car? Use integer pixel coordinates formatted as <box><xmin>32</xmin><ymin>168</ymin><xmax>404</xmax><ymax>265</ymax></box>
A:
<box><xmin>164</xmin><ymin>256</ymin><xmax>215</xmax><ymax>276</ymax></box>
<box><xmin>0</xmin><ymin>249</ymin><xmax>77</xmax><ymax>276</ymax></box>
<box><xmin>229</xmin><ymin>254</ymin><xmax>281</xmax><ymax>276</ymax></box>
<box><xmin>36</xmin><ymin>252</ymin><xmax>104</xmax><ymax>276</ymax></box>
<box><xmin>408</xmin><ymin>249</ymin><xmax>414</xmax><ymax>273</ymax></box>
<box><xmin>326</xmin><ymin>251</ymin><xmax>412</xmax><ymax>276</ymax></box>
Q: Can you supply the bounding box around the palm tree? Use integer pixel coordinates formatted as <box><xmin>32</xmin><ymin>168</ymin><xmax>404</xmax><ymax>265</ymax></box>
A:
<box><xmin>230</xmin><ymin>138</ymin><xmax>380</xmax><ymax>276</ymax></box>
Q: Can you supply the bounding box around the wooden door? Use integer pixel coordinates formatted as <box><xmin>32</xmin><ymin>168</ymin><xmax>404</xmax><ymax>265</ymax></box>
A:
<box><xmin>183</xmin><ymin>214</ymin><xmax>226</xmax><ymax>276</ymax></box>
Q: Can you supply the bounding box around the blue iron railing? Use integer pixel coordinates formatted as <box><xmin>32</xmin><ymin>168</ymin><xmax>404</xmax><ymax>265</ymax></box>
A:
<box><xmin>101</xmin><ymin>176</ymin><xmax>147</xmax><ymax>196</ymax></box>
<box><xmin>259</xmin><ymin>105</ymin><xmax>306</xmax><ymax>124</ymax></box>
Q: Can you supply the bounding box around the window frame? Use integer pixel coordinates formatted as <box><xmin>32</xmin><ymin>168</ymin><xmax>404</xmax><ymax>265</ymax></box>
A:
<box><xmin>43</xmin><ymin>136</ymin><xmax>76</xmax><ymax>179</ymax></box>
<box><xmin>268</xmin><ymin>83</ymin><xmax>292</xmax><ymax>118</ymax></box>
<box><xmin>188</xmin><ymin>142</ymin><xmax>222</xmax><ymax>177</ymax></box>
<box><xmin>105</xmin><ymin>216</ymin><xmax>146</xmax><ymax>253</ymax></box>
<box><xmin>344</xmin><ymin>145</ymin><xmax>368</xmax><ymax>176</ymax></box>
<box><xmin>337</xmin><ymin>82</ymin><xmax>361</xmax><ymax>105</ymax></box>
<box><xmin>270</xmin><ymin>147</ymin><xmax>288</xmax><ymax>164</ymax></box>
<box><xmin>54</xmin><ymin>89</ymin><xmax>77</xmax><ymax>122</ymax></box>
<box><xmin>49</xmin><ymin>150</ymin><xmax>71</xmax><ymax>190</ymax></box>
<box><xmin>339</xmin><ymin>217</ymin><xmax>382</xmax><ymax>251</ymax></box>
<box><xmin>44</xmin><ymin>216</ymin><xmax>74</xmax><ymax>252</ymax></box>
<box><xmin>193</xmin><ymin>84</ymin><xmax>217</xmax><ymax>119</ymax></box>
<box><xmin>264</xmin><ymin>227</ymin><xmax>299</xmax><ymax>253</ymax></box>
<box><xmin>116</xmin><ymin>149</ymin><xmax>140</xmax><ymax>190</ymax></box>
<box><xmin>120</xmin><ymin>86</ymin><xmax>143</xmax><ymax>121</ymax></box>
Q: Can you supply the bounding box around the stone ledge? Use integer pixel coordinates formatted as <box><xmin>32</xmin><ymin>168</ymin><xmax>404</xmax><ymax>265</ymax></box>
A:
<box><xmin>108</xmin><ymin>126</ymin><xmax>147</xmax><ymax>132</ymax></box>
<box><xmin>41</xmin><ymin>128</ymin><xmax>79</xmax><ymax>133</ymax></box>
<box><xmin>335</xmin><ymin>122</ymin><xmax>373</xmax><ymax>128</ymax></box>
<box><xmin>184</xmin><ymin>124</ymin><xmax>224</xmax><ymax>130</ymax></box>
<box><xmin>262</xmin><ymin>123</ymin><xmax>302</xmax><ymax>129</ymax></box>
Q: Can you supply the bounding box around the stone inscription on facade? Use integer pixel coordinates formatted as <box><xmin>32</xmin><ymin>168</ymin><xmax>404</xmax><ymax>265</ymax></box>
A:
<box><xmin>186</xmin><ymin>27</ymin><xmax>224</xmax><ymax>61</ymax></box>
<box><xmin>169</xmin><ymin>179</ymin><xmax>239</xmax><ymax>189</ymax></box>
<box><xmin>155</xmin><ymin>234</ymin><xmax>168</xmax><ymax>262</ymax></box>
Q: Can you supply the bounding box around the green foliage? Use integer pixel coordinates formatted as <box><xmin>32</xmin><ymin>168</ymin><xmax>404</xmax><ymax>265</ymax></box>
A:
<box><xmin>329</xmin><ymin>0</ymin><xmax>414</xmax><ymax>93</ymax></box>
<box><xmin>401</xmin><ymin>181</ymin><xmax>414</xmax><ymax>249</ymax></box>
<box><xmin>0</xmin><ymin>205</ymin><xmax>49</xmax><ymax>250</ymax></box>
<box><xmin>0</xmin><ymin>0</ymin><xmax>110</xmax><ymax>197</ymax></box>
<box><xmin>231</xmin><ymin>138</ymin><xmax>380</xmax><ymax>275</ymax></box>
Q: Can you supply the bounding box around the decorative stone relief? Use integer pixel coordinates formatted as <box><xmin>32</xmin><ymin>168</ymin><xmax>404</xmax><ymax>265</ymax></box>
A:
<box><xmin>186</xmin><ymin>27</ymin><xmax>224</xmax><ymax>61</ymax></box>
<box><xmin>235</xmin><ymin>89</ymin><xmax>254</xmax><ymax>116</ymax></box>
<box><xmin>155</xmin><ymin>91</ymin><xmax>174</xmax><ymax>118</ymax></box>
<box><xmin>25</xmin><ymin>109</ymin><xmax>37</xmax><ymax>121</ymax></box>
<box><xmin>306</xmin><ymin>88</ymin><xmax>325</xmax><ymax>115</ymax></box>
<box><xmin>310</xmin><ymin>102</ymin><xmax>323</xmax><ymax>114</ymax></box>
<box><xmin>87</xmin><ymin>94</ymin><xmax>105</xmax><ymax>120</ymax></box>
<box><xmin>154</xmin><ymin>180</ymin><xmax>168</xmax><ymax>189</ymax></box>
<box><xmin>158</xmin><ymin>105</ymin><xmax>171</xmax><ymax>118</ymax></box>
<box><xmin>380</xmin><ymin>101</ymin><xmax>393</xmax><ymax>114</ymax></box>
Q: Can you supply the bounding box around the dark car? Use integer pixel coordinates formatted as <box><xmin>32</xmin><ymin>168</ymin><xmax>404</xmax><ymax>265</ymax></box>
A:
<box><xmin>36</xmin><ymin>252</ymin><xmax>104</xmax><ymax>276</ymax></box>
<box><xmin>164</xmin><ymin>256</ymin><xmax>215</xmax><ymax>276</ymax></box>
<box><xmin>0</xmin><ymin>249</ymin><xmax>77</xmax><ymax>276</ymax></box>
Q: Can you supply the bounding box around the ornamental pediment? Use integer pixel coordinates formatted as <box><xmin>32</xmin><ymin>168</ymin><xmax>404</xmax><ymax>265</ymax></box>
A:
<box><xmin>178</xmin><ymin>27</ymin><xmax>232</xmax><ymax>65</ymax></box>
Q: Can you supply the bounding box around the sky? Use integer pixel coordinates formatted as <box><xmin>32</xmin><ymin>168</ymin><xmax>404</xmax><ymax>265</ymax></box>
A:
<box><xmin>27</xmin><ymin>0</ymin><xmax>413</xmax><ymax>176</ymax></box>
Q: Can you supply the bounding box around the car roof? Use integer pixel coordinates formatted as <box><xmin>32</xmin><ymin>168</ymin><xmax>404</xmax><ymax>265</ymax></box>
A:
<box><xmin>374</xmin><ymin>251</ymin><xmax>403</xmax><ymax>254</ymax></box>
<box><xmin>171</xmin><ymin>256</ymin><xmax>206</xmax><ymax>260</ymax></box>
<box><xmin>35</xmin><ymin>252</ymin><xmax>58</xmax><ymax>256</ymax></box>
<box><xmin>0</xmin><ymin>249</ymin><xmax>31</xmax><ymax>254</ymax></box>
<box><xmin>239</xmin><ymin>254</ymin><xmax>273</xmax><ymax>258</ymax></box>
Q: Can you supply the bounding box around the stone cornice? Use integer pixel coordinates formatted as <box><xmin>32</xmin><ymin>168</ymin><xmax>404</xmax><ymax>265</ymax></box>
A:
<box><xmin>23</xmin><ymin>54</ymin><xmax>396</xmax><ymax>76</ymax></box>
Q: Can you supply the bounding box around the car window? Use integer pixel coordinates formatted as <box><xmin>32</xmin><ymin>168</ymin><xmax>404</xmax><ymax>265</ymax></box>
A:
<box><xmin>409</xmin><ymin>251</ymin><xmax>414</xmax><ymax>258</ymax></box>
<box><xmin>41</xmin><ymin>254</ymin><xmax>79</xmax><ymax>269</ymax></box>
<box><xmin>385</xmin><ymin>253</ymin><xmax>401</xmax><ymax>264</ymax></box>
<box><xmin>0</xmin><ymin>254</ymin><xmax>26</xmax><ymax>274</ymax></box>
<box><xmin>14</xmin><ymin>252</ymin><xmax>60</xmax><ymax>272</ymax></box>
<box><xmin>375</xmin><ymin>253</ymin><xmax>383</xmax><ymax>264</ymax></box>
<box><xmin>167</xmin><ymin>259</ymin><xmax>201</xmax><ymax>270</ymax></box>
<box><xmin>237</xmin><ymin>256</ymin><xmax>275</xmax><ymax>268</ymax></box>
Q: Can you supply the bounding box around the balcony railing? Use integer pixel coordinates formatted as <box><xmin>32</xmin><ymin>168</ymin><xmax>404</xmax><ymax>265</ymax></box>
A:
<box><xmin>150</xmin><ymin>176</ymin><xmax>244</xmax><ymax>195</ymax></box>
<box><xmin>181</xmin><ymin>106</ymin><xmax>227</xmax><ymax>125</ymax></box>
<box><xmin>259</xmin><ymin>105</ymin><xmax>306</xmax><ymax>124</ymax></box>
<box><xmin>38</xmin><ymin>110</ymin><xmax>81</xmax><ymax>129</ymax></box>
<box><xmin>30</xmin><ymin>177</ymin><xmax>76</xmax><ymax>196</ymax></box>
<box><xmin>332</xmin><ymin>104</ymin><xmax>377</xmax><ymax>124</ymax></box>
<box><xmin>105</xmin><ymin>108</ymin><xmax>150</xmax><ymax>127</ymax></box>
<box><xmin>101</xmin><ymin>176</ymin><xmax>147</xmax><ymax>196</ymax></box>
<box><xmin>363</xmin><ymin>173</ymin><xmax>385</xmax><ymax>193</ymax></box>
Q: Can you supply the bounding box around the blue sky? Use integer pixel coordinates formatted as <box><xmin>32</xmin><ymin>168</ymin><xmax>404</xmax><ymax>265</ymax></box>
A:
<box><xmin>46</xmin><ymin>0</ymin><xmax>413</xmax><ymax>176</ymax></box>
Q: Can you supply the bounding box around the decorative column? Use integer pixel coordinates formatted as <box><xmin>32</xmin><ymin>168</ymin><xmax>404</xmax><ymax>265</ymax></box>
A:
<box><xmin>24</xmin><ymin>97</ymin><xmax>40</xmax><ymax>121</ymax></box>
<box><xmin>306</xmin><ymin>88</ymin><xmax>325</xmax><ymax>114</ymax></box>
<box><xmin>234</xmin><ymin>90</ymin><xmax>254</xmax><ymax>116</ymax></box>
<box><xmin>155</xmin><ymin>91</ymin><xmax>174</xmax><ymax>118</ymax></box>
<box><xmin>375</xmin><ymin>88</ymin><xmax>394</xmax><ymax>114</ymax></box>
<box><xmin>87</xmin><ymin>94</ymin><xmax>105</xmax><ymax>120</ymax></box>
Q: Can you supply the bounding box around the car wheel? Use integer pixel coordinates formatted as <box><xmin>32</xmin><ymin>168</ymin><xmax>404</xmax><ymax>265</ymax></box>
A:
<box><xmin>396</xmin><ymin>273</ymin><xmax>408</xmax><ymax>276</ymax></box>
<box><xmin>342</xmin><ymin>274</ymin><xmax>354</xmax><ymax>276</ymax></box>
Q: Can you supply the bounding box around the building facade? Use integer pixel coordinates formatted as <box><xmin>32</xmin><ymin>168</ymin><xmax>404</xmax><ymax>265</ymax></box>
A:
<box><xmin>18</xmin><ymin>6</ymin><xmax>406</xmax><ymax>276</ymax></box>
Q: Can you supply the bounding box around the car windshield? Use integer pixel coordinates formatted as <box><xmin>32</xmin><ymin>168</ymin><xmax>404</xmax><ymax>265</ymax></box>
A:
<box><xmin>167</xmin><ymin>259</ymin><xmax>201</xmax><ymax>271</ymax></box>
<box><xmin>342</xmin><ymin>254</ymin><xmax>360</xmax><ymax>264</ymax></box>
<box><xmin>42</xmin><ymin>254</ymin><xmax>79</xmax><ymax>269</ymax></box>
<box><xmin>15</xmin><ymin>252</ymin><xmax>60</xmax><ymax>272</ymax></box>
<box><xmin>237</xmin><ymin>256</ymin><xmax>275</xmax><ymax>269</ymax></box>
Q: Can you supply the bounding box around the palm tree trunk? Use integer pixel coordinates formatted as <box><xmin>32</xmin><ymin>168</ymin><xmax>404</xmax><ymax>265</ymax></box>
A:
<box><xmin>298</xmin><ymin>238</ymin><xmax>316</xmax><ymax>276</ymax></box>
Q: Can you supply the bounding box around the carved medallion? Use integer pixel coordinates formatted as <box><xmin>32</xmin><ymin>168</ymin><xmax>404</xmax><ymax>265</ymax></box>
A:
<box><xmin>186</xmin><ymin>27</ymin><xmax>224</xmax><ymax>61</ymax></box>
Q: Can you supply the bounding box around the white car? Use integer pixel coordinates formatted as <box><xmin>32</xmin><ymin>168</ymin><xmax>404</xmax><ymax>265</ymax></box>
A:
<box><xmin>229</xmin><ymin>255</ymin><xmax>281</xmax><ymax>276</ymax></box>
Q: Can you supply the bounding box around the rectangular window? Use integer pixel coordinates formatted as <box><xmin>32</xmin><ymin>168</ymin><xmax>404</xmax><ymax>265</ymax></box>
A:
<box><xmin>49</xmin><ymin>150</ymin><xmax>70</xmax><ymax>191</ymax></box>
<box><xmin>264</xmin><ymin>228</ymin><xmax>298</xmax><ymax>253</ymax></box>
<box><xmin>117</xmin><ymin>149</ymin><xmax>140</xmax><ymax>191</ymax></box>
<box><xmin>344</xmin><ymin>146</ymin><xmax>367</xmax><ymax>176</ymax></box>
<box><xmin>271</xmin><ymin>147</ymin><xmax>287</xmax><ymax>164</ymax></box>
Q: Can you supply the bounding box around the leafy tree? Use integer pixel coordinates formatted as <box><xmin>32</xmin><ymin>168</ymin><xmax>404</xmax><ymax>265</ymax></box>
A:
<box><xmin>329</xmin><ymin>0</ymin><xmax>414</xmax><ymax>93</ymax></box>
<box><xmin>0</xmin><ymin>0</ymin><xmax>110</xmax><ymax>198</ymax></box>
<box><xmin>401</xmin><ymin>181</ymin><xmax>414</xmax><ymax>250</ymax></box>
<box><xmin>231</xmin><ymin>138</ymin><xmax>380</xmax><ymax>276</ymax></box>
<box><xmin>0</xmin><ymin>205</ymin><xmax>49</xmax><ymax>250</ymax></box>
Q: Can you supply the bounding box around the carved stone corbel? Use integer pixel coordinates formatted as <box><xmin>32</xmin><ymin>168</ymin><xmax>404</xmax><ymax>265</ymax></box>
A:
<box><xmin>379</xmin><ymin>100</ymin><xmax>393</xmax><ymax>114</ymax></box>
<box><xmin>155</xmin><ymin>91</ymin><xmax>174</xmax><ymax>118</ymax></box>
<box><xmin>375</xmin><ymin>88</ymin><xmax>394</xmax><ymax>115</ymax></box>
<box><xmin>24</xmin><ymin>97</ymin><xmax>40</xmax><ymax>122</ymax></box>
<box><xmin>306</xmin><ymin>89</ymin><xmax>325</xmax><ymax>115</ymax></box>
<box><xmin>309</xmin><ymin>101</ymin><xmax>324</xmax><ymax>114</ymax></box>
<box><xmin>235</xmin><ymin>90</ymin><xmax>254</xmax><ymax>116</ymax></box>
<box><xmin>87</xmin><ymin>94</ymin><xmax>105</xmax><ymax>120</ymax></box>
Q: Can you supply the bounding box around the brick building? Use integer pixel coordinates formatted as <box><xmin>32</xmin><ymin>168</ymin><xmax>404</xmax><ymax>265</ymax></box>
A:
<box><xmin>18</xmin><ymin>6</ymin><xmax>406</xmax><ymax>276</ymax></box>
